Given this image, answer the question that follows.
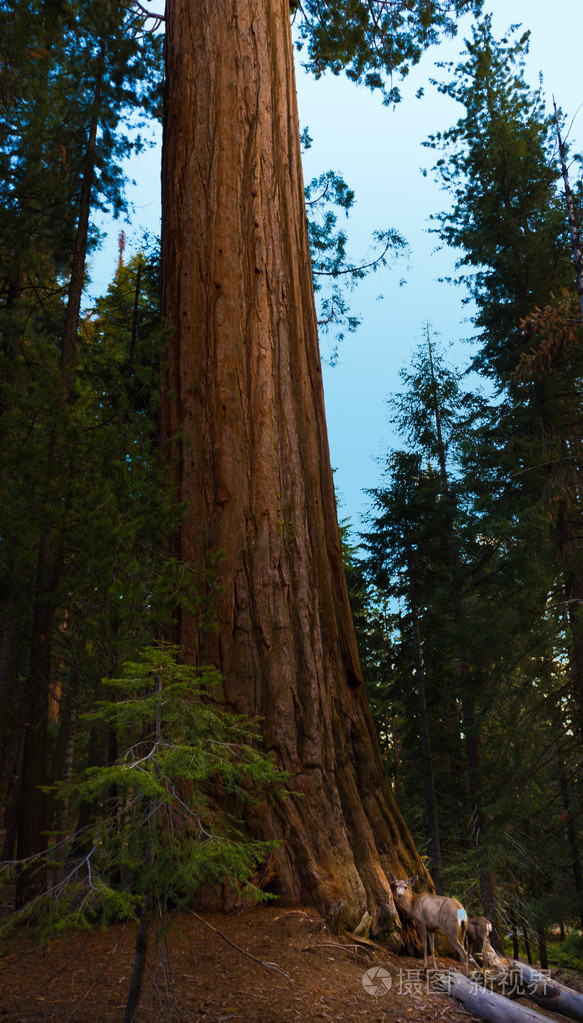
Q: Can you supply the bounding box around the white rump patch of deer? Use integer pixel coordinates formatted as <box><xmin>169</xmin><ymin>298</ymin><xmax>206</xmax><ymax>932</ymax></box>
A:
<box><xmin>387</xmin><ymin>873</ymin><xmax>469</xmax><ymax>973</ymax></box>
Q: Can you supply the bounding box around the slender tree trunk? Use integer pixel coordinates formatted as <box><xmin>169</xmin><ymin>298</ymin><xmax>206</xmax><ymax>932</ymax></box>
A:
<box><xmin>460</xmin><ymin>688</ymin><xmax>502</xmax><ymax>950</ymax></box>
<box><xmin>59</xmin><ymin>48</ymin><xmax>103</xmax><ymax>393</ymax></box>
<box><xmin>129</xmin><ymin>259</ymin><xmax>142</xmax><ymax>365</ymax></box>
<box><xmin>557</xmin><ymin>748</ymin><xmax>583</xmax><ymax>932</ymax></box>
<box><xmin>406</xmin><ymin>546</ymin><xmax>442</xmax><ymax>892</ymax></box>
<box><xmin>71</xmin><ymin>722</ymin><xmax>101</xmax><ymax>860</ymax></box>
<box><xmin>551</xmin><ymin>114</ymin><xmax>583</xmax><ymax>734</ymax></box>
<box><xmin>1</xmin><ymin>731</ymin><xmax>25</xmax><ymax>861</ymax></box>
<box><xmin>535</xmin><ymin>918</ymin><xmax>548</xmax><ymax>971</ymax></box>
<box><xmin>160</xmin><ymin>0</ymin><xmax>424</xmax><ymax>932</ymax></box>
<box><xmin>557</xmin><ymin>501</ymin><xmax>583</xmax><ymax>732</ymax></box>
<box><xmin>15</xmin><ymin>72</ymin><xmax>102</xmax><ymax>903</ymax></box>
<box><xmin>509</xmin><ymin>904</ymin><xmax>519</xmax><ymax>960</ymax></box>
<box><xmin>51</xmin><ymin>656</ymin><xmax>81</xmax><ymax>847</ymax></box>
<box><xmin>15</xmin><ymin>519</ymin><xmax>61</xmax><ymax>905</ymax></box>
<box><xmin>0</xmin><ymin>559</ymin><xmax>23</xmax><ymax>747</ymax></box>
<box><xmin>553</xmin><ymin>99</ymin><xmax>583</xmax><ymax>324</ymax></box>
<box><xmin>522</xmin><ymin>920</ymin><xmax>533</xmax><ymax>965</ymax></box>
<box><xmin>391</xmin><ymin>702</ymin><xmax>402</xmax><ymax>802</ymax></box>
<box><xmin>123</xmin><ymin>894</ymin><xmax>153</xmax><ymax>1023</ymax></box>
<box><xmin>427</xmin><ymin>330</ymin><xmax>502</xmax><ymax>943</ymax></box>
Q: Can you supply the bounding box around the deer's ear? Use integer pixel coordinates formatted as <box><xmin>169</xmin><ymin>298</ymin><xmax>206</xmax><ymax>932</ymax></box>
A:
<box><xmin>407</xmin><ymin>875</ymin><xmax>418</xmax><ymax>887</ymax></box>
<box><xmin>386</xmin><ymin>871</ymin><xmax>396</xmax><ymax>885</ymax></box>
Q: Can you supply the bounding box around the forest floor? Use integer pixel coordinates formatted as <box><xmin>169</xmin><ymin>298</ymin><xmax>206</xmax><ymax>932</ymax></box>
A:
<box><xmin>0</xmin><ymin>903</ymin><xmax>579</xmax><ymax>1023</ymax></box>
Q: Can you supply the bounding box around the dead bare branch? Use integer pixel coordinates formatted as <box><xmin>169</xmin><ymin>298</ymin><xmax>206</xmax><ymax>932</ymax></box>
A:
<box><xmin>188</xmin><ymin>910</ymin><xmax>290</xmax><ymax>978</ymax></box>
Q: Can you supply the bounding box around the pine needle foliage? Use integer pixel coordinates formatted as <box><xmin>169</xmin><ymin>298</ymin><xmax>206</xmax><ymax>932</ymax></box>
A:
<box><xmin>0</xmin><ymin>647</ymin><xmax>287</xmax><ymax>947</ymax></box>
<box><xmin>294</xmin><ymin>0</ymin><xmax>483</xmax><ymax>106</ymax></box>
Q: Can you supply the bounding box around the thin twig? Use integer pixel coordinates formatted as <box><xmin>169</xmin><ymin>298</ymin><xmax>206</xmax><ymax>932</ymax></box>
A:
<box><xmin>132</xmin><ymin>0</ymin><xmax>165</xmax><ymax>22</ymax></box>
<box><xmin>313</xmin><ymin>236</ymin><xmax>395</xmax><ymax>276</ymax></box>
<box><xmin>303</xmin><ymin>940</ymin><xmax>375</xmax><ymax>961</ymax></box>
<box><xmin>188</xmin><ymin>910</ymin><xmax>289</xmax><ymax>978</ymax></box>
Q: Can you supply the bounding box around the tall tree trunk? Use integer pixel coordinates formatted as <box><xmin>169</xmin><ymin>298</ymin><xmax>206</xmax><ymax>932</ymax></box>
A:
<box><xmin>553</xmin><ymin>99</ymin><xmax>583</xmax><ymax>325</ymax></box>
<box><xmin>391</xmin><ymin>702</ymin><xmax>402</xmax><ymax>802</ymax></box>
<box><xmin>535</xmin><ymin>918</ymin><xmax>548</xmax><ymax>971</ymax></box>
<box><xmin>427</xmin><ymin>330</ymin><xmax>502</xmax><ymax>942</ymax></box>
<box><xmin>406</xmin><ymin>544</ymin><xmax>442</xmax><ymax>892</ymax></box>
<box><xmin>15</xmin><ymin>515</ymin><xmax>61</xmax><ymax>906</ymax></box>
<box><xmin>509</xmin><ymin>904</ymin><xmax>519</xmax><ymax>960</ymax></box>
<box><xmin>51</xmin><ymin>655</ymin><xmax>81</xmax><ymax>848</ymax></box>
<box><xmin>160</xmin><ymin>0</ymin><xmax>424</xmax><ymax>933</ymax></box>
<box><xmin>557</xmin><ymin>747</ymin><xmax>583</xmax><ymax>932</ymax></box>
<box><xmin>15</xmin><ymin>74</ymin><xmax>102</xmax><ymax>905</ymax></box>
<box><xmin>460</xmin><ymin>687</ymin><xmax>502</xmax><ymax>950</ymax></box>
<box><xmin>557</xmin><ymin>501</ymin><xmax>583</xmax><ymax>732</ymax></box>
<box><xmin>552</xmin><ymin>104</ymin><xmax>583</xmax><ymax>732</ymax></box>
<box><xmin>522</xmin><ymin>919</ymin><xmax>533</xmax><ymax>965</ymax></box>
<box><xmin>0</xmin><ymin>558</ymin><xmax>23</xmax><ymax>749</ymax></box>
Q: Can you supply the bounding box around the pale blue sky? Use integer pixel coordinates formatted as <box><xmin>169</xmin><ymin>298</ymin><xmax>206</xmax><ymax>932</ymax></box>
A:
<box><xmin>89</xmin><ymin>1</ymin><xmax>582</xmax><ymax>533</ymax></box>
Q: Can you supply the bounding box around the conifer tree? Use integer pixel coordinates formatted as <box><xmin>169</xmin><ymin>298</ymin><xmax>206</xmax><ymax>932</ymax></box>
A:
<box><xmin>0</xmin><ymin>1</ymin><xmax>163</xmax><ymax>901</ymax></box>
<box><xmin>422</xmin><ymin>18</ymin><xmax>583</xmax><ymax>932</ymax></box>
<box><xmin>0</xmin><ymin>242</ymin><xmax>176</xmax><ymax>897</ymax></box>
<box><xmin>425</xmin><ymin>16</ymin><xmax>583</xmax><ymax>734</ymax></box>
<box><xmin>0</xmin><ymin>648</ymin><xmax>286</xmax><ymax>1022</ymax></box>
<box><xmin>364</xmin><ymin>451</ymin><xmax>446</xmax><ymax>893</ymax></box>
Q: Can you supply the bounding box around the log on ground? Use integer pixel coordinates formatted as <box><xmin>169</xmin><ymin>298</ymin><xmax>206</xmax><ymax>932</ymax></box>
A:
<box><xmin>509</xmin><ymin>960</ymin><xmax>583</xmax><ymax>1021</ymax></box>
<box><xmin>438</xmin><ymin>970</ymin><xmax>560</xmax><ymax>1023</ymax></box>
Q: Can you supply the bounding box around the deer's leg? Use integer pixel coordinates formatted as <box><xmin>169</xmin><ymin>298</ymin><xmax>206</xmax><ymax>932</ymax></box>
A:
<box><xmin>421</xmin><ymin>924</ymin><xmax>428</xmax><ymax>969</ymax></box>
<box><xmin>428</xmin><ymin>930</ymin><xmax>437</xmax><ymax>970</ymax></box>
<box><xmin>453</xmin><ymin>937</ymin><xmax>468</xmax><ymax>974</ymax></box>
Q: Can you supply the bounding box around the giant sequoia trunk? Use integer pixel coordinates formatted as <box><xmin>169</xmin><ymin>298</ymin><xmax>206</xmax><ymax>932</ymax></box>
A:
<box><xmin>160</xmin><ymin>0</ymin><xmax>424</xmax><ymax>932</ymax></box>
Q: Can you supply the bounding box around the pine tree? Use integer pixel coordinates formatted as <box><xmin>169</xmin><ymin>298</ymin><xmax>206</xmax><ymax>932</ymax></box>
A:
<box><xmin>0</xmin><ymin>648</ymin><xmax>286</xmax><ymax>1021</ymax></box>
<box><xmin>0</xmin><ymin>1</ymin><xmax>163</xmax><ymax>901</ymax></box>
<box><xmin>0</xmin><ymin>244</ymin><xmax>179</xmax><ymax>897</ymax></box>
<box><xmin>425</xmin><ymin>16</ymin><xmax>583</xmax><ymax>734</ymax></box>
<box><xmin>422</xmin><ymin>18</ymin><xmax>583</xmax><ymax>934</ymax></box>
<box><xmin>364</xmin><ymin>451</ymin><xmax>447</xmax><ymax>892</ymax></box>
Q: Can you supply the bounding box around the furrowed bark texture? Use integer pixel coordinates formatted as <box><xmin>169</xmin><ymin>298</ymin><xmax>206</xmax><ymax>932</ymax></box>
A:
<box><xmin>160</xmin><ymin>0</ymin><xmax>424</xmax><ymax>932</ymax></box>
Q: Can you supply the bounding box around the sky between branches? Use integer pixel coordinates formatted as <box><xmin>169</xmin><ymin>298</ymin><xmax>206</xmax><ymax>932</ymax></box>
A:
<box><xmin>89</xmin><ymin>0</ymin><xmax>583</xmax><ymax>533</ymax></box>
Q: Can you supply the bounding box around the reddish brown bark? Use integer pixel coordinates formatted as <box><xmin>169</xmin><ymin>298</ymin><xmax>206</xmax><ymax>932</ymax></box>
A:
<box><xmin>160</xmin><ymin>0</ymin><xmax>425</xmax><ymax>934</ymax></box>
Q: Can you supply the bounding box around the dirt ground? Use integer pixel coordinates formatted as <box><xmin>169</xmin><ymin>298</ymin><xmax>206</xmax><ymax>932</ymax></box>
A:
<box><xmin>0</xmin><ymin>904</ymin><xmax>577</xmax><ymax>1023</ymax></box>
<box><xmin>0</xmin><ymin>903</ymin><xmax>480</xmax><ymax>1023</ymax></box>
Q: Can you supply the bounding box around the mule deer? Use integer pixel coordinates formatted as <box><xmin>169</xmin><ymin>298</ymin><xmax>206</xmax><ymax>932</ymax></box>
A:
<box><xmin>387</xmin><ymin>873</ymin><xmax>468</xmax><ymax>973</ymax></box>
<box><xmin>466</xmin><ymin>915</ymin><xmax>492</xmax><ymax>958</ymax></box>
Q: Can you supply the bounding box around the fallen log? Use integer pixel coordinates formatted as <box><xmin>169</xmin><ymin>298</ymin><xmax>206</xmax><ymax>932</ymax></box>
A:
<box><xmin>473</xmin><ymin>939</ymin><xmax>508</xmax><ymax>973</ymax></box>
<box><xmin>437</xmin><ymin>971</ymin><xmax>557</xmax><ymax>1023</ymax></box>
<box><xmin>510</xmin><ymin>960</ymin><xmax>583</xmax><ymax>1021</ymax></box>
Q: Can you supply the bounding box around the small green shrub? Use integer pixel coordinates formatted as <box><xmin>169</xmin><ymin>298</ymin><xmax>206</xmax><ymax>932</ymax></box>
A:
<box><xmin>551</xmin><ymin>930</ymin><xmax>583</xmax><ymax>973</ymax></box>
<box><xmin>0</xmin><ymin>645</ymin><xmax>287</xmax><ymax>1019</ymax></box>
